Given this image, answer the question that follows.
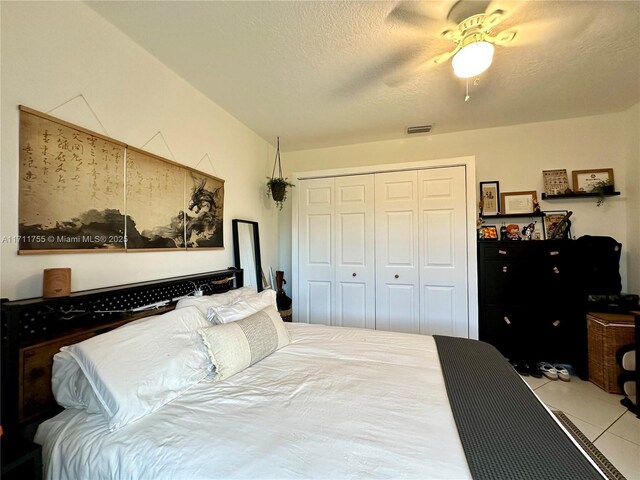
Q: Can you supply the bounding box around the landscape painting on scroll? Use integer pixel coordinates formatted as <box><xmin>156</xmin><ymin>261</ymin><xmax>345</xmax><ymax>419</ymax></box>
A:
<box><xmin>126</xmin><ymin>148</ymin><xmax>186</xmax><ymax>250</ymax></box>
<box><xmin>18</xmin><ymin>107</ymin><xmax>126</xmax><ymax>252</ymax></box>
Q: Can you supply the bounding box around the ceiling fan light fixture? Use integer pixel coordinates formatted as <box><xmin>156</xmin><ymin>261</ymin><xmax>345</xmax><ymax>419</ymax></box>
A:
<box><xmin>451</xmin><ymin>40</ymin><xmax>494</xmax><ymax>78</ymax></box>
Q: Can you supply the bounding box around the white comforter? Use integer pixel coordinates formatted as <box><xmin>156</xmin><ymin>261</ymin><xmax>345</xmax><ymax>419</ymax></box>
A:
<box><xmin>35</xmin><ymin>323</ymin><xmax>471</xmax><ymax>480</ymax></box>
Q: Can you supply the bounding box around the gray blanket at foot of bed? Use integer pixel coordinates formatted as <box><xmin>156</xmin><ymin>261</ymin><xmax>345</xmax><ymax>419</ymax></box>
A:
<box><xmin>434</xmin><ymin>335</ymin><xmax>604</xmax><ymax>480</ymax></box>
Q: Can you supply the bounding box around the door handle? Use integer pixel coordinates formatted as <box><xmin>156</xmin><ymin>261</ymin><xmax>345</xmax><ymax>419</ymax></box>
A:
<box><xmin>352</xmin><ymin>272</ymin><xmax>357</xmax><ymax>277</ymax></box>
<box><xmin>394</xmin><ymin>274</ymin><xmax>399</xmax><ymax>279</ymax></box>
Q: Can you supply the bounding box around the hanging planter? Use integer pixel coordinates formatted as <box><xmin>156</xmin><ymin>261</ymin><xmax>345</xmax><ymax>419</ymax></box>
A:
<box><xmin>266</xmin><ymin>136</ymin><xmax>294</xmax><ymax>210</ymax></box>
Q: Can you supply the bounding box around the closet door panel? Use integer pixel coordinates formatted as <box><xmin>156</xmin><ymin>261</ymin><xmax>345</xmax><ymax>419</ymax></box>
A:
<box><xmin>335</xmin><ymin>175</ymin><xmax>375</xmax><ymax>329</ymax></box>
<box><xmin>418</xmin><ymin>166</ymin><xmax>468</xmax><ymax>336</ymax></box>
<box><xmin>380</xmin><ymin>284</ymin><xmax>418</xmax><ymax>333</ymax></box>
<box><xmin>306</xmin><ymin>281</ymin><xmax>332</xmax><ymax>326</ymax></box>
<box><xmin>298</xmin><ymin>178</ymin><xmax>335</xmax><ymax>325</ymax></box>
<box><xmin>375</xmin><ymin>171</ymin><xmax>419</xmax><ymax>333</ymax></box>
<box><xmin>338</xmin><ymin>282</ymin><xmax>367</xmax><ymax>329</ymax></box>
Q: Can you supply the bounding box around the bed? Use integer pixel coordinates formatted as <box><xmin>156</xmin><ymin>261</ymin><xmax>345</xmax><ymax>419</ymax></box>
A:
<box><xmin>1</xmin><ymin>270</ymin><xmax>611</xmax><ymax>480</ymax></box>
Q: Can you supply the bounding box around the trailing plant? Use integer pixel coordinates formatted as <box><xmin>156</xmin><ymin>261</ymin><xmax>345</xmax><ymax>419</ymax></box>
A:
<box><xmin>266</xmin><ymin>176</ymin><xmax>295</xmax><ymax>210</ymax></box>
<box><xmin>591</xmin><ymin>179</ymin><xmax>613</xmax><ymax>207</ymax></box>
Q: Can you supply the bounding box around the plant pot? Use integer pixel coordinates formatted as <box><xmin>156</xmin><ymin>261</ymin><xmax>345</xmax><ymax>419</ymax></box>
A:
<box><xmin>602</xmin><ymin>185</ymin><xmax>614</xmax><ymax>195</ymax></box>
<box><xmin>271</xmin><ymin>183</ymin><xmax>286</xmax><ymax>202</ymax></box>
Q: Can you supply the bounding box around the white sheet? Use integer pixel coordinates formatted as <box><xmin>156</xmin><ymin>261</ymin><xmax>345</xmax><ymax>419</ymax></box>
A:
<box><xmin>35</xmin><ymin>323</ymin><xmax>471</xmax><ymax>480</ymax></box>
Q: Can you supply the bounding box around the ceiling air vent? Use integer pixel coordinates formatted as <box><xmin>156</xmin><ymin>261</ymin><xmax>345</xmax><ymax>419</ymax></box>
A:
<box><xmin>406</xmin><ymin>125</ymin><xmax>432</xmax><ymax>135</ymax></box>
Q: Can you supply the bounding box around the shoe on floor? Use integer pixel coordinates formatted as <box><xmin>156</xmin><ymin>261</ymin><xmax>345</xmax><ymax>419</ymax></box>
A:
<box><xmin>537</xmin><ymin>362</ymin><xmax>558</xmax><ymax>380</ymax></box>
<box><xmin>510</xmin><ymin>360</ymin><xmax>529</xmax><ymax>376</ymax></box>
<box><xmin>553</xmin><ymin>364</ymin><xmax>571</xmax><ymax>382</ymax></box>
<box><xmin>524</xmin><ymin>362</ymin><xmax>542</xmax><ymax>378</ymax></box>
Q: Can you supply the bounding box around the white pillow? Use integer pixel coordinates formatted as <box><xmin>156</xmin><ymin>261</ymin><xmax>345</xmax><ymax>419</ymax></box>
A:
<box><xmin>208</xmin><ymin>289</ymin><xmax>277</xmax><ymax>324</ymax></box>
<box><xmin>199</xmin><ymin>305</ymin><xmax>290</xmax><ymax>381</ymax></box>
<box><xmin>244</xmin><ymin>288</ymin><xmax>277</xmax><ymax>311</ymax></box>
<box><xmin>175</xmin><ymin>286</ymin><xmax>258</xmax><ymax>318</ymax></box>
<box><xmin>52</xmin><ymin>350</ymin><xmax>103</xmax><ymax>414</ymax></box>
<box><xmin>61</xmin><ymin>306</ymin><xmax>211</xmax><ymax>431</ymax></box>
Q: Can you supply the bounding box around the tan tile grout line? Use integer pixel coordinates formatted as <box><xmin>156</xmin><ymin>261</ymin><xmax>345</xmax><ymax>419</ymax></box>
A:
<box><xmin>603</xmin><ymin>412</ymin><xmax>640</xmax><ymax>447</ymax></box>
<box><xmin>593</xmin><ymin>410</ymin><xmax>627</xmax><ymax>444</ymax></box>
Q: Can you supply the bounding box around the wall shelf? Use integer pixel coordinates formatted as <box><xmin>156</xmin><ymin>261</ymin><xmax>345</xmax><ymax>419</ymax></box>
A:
<box><xmin>482</xmin><ymin>212</ymin><xmax>545</xmax><ymax>219</ymax></box>
<box><xmin>541</xmin><ymin>192</ymin><xmax>620</xmax><ymax>200</ymax></box>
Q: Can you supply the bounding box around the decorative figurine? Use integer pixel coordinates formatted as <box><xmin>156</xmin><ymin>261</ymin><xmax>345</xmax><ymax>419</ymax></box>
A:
<box><xmin>500</xmin><ymin>224</ymin><xmax>508</xmax><ymax>241</ymax></box>
<box><xmin>506</xmin><ymin>224</ymin><xmax>521</xmax><ymax>240</ymax></box>
<box><xmin>521</xmin><ymin>222</ymin><xmax>536</xmax><ymax>241</ymax></box>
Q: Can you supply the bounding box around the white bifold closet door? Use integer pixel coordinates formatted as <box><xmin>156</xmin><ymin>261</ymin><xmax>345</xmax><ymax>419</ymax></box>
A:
<box><xmin>374</xmin><ymin>171</ymin><xmax>420</xmax><ymax>333</ymax></box>
<box><xmin>298</xmin><ymin>175</ymin><xmax>375</xmax><ymax>328</ymax></box>
<box><xmin>335</xmin><ymin>175</ymin><xmax>375</xmax><ymax>329</ymax></box>
<box><xmin>418</xmin><ymin>167</ymin><xmax>468</xmax><ymax>336</ymax></box>
<box><xmin>298</xmin><ymin>178</ymin><xmax>335</xmax><ymax>325</ymax></box>
<box><xmin>297</xmin><ymin>166</ymin><xmax>468</xmax><ymax>337</ymax></box>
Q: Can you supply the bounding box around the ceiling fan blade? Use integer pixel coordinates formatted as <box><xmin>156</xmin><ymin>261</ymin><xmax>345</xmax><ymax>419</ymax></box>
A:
<box><xmin>384</xmin><ymin>47</ymin><xmax>458</xmax><ymax>87</ymax></box>
<box><xmin>483</xmin><ymin>9</ymin><xmax>507</xmax><ymax>30</ymax></box>
<box><xmin>484</xmin><ymin>0</ymin><xmax>528</xmax><ymax>20</ymax></box>
<box><xmin>432</xmin><ymin>47</ymin><xmax>460</xmax><ymax>64</ymax></box>
<box><xmin>441</xmin><ymin>28</ymin><xmax>459</xmax><ymax>42</ymax></box>
<box><xmin>386</xmin><ymin>0</ymin><xmax>455</xmax><ymax>32</ymax></box>
<box><xmin>446</xmin><ymin>0</ymin><xmax>491</xmax><ymax>23</ymax></box>
<box><xmin>488</xmin><ymin>29</ymin><xmax>517</xmax><ymax>46</ymax></box>
<box><xmin>500</xmin><ymin>18</ymin><xmax>564</xmax><ymax>47</ymax></box>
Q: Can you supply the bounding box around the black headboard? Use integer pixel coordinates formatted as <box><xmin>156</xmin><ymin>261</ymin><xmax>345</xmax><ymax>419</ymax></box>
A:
<box><xmin>1</xmin><ymin>268</ymin><xmax>243</xmax><ymax>442</ymax></box>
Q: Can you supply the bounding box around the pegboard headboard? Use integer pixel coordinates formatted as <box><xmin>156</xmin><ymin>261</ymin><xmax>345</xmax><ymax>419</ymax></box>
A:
<box><xmin>0</xmin><ymin>268</ymin><xmax>243</xmax><ymax>442</ymax></box>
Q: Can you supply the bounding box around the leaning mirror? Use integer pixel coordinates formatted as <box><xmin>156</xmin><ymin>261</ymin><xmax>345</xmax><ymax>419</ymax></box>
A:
<box><xmin>232</xmin><ymin>219</ymin><xmax>263</xmax><ymax>292</ymax></box>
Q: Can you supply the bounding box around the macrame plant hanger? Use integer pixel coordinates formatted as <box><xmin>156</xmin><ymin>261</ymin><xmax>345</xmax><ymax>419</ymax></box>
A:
<box><xmin>271</xmin><ymin>136</ymin><xmax>283</xmax><ymax>181</ymax></box>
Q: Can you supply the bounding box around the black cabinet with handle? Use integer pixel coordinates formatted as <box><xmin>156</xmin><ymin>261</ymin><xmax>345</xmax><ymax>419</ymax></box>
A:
<box><xmin>478</xmin><ymin>240</ymin><xmax>588</xmax><ymax>378</ymax></box>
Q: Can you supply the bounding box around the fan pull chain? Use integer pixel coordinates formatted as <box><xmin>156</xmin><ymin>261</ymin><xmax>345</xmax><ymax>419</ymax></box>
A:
<box><xmin>465</xmin><ymin>78</ymin><xmax>470</xmax><ymax>102</ymax></box>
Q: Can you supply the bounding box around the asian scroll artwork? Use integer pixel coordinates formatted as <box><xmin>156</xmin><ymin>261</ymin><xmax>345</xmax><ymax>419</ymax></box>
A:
<box><xmin>18</xmin><ymin>107</ymin><xmax>224</xmax><ymax>253</ymax></box>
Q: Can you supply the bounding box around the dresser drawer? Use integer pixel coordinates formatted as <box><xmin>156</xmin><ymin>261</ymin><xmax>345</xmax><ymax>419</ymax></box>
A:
<box><xmin>480</xmin><ymin>244</ymin><xmax>531</xmax><ymax>259</ymax></box>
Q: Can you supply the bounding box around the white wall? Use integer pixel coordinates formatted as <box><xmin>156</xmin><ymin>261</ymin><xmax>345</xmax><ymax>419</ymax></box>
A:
<box><xmin>0</xmin><ymin>2</ymin><xmax>279</xmax><ymax>300</ymax></box>
<box><xmin>624</xmin><ymin>102</ymin><xmax>640</xmax><ymax>292</ymax></box>
<box><xmin>282</xmin><ymin>112</ymin><xmax>632</xmax><ymax>293</ymax></box>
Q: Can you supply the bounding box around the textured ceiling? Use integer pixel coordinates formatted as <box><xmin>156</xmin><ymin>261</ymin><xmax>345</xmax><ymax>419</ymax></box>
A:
<box><xmin>87</xmin><ymin>1</ymin><xmax>640</xmax><ymax>151</ymax></box>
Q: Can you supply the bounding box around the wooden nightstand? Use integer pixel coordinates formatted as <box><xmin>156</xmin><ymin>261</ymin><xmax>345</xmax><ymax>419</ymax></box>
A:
<box><xmin>1</xmin><ymin>439</ymin><xmax>42</xmax><ymax>480</ymax></box>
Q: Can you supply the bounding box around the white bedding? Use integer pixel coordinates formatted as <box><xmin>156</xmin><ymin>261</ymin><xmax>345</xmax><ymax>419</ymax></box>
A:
<box><xmin>35</xmin><ymin>323</ymin><xmax>471</xmax><ymax>480</ymax></box>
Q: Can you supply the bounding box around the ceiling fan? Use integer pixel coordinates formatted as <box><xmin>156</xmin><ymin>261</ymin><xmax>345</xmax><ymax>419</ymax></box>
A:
<box><xmin>433</xmin><ymin>6</ymin><xmax>516</xmax><ymax>78</ymax></box>
<box><xmin>385</xmin><ymin>0</ymin><xmax>523</xmax><ymax>83</ymax></box>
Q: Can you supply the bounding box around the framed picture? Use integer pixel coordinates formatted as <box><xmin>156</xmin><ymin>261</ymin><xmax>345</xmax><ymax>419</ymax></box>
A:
<box><xmin>542</xmin><ymin>169</ymin><xmax>570</xmax><ymax>195</ymax></box>
<box><xmin>480</xmin><ymin>225</ymin><xmax>498</xmax><ymax>240</ymax></box>
<box><xmin>543</xmin><ymin>210</ymin><xmax>571</xmax><ymax>240</ymax></box>
<box><xmin>572</xmin><ymin>168</ymin><xmax>614</xmax><ymax>193</ymax></box>
<box><xmin>500</xmin><ymin>191</ymin><xmax>538</xmax><ymax>215</ymax></box>
<box><xmin>480</xmin><ymin>181</ymin><xmax>500</xmax><ymax>216</ymax></box>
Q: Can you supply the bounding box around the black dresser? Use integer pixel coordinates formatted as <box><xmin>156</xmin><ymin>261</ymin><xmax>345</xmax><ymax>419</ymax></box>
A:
<box><xmin>477</xmin><ymin>240</ymin><xmax>588</xmax><ymax>377</ymax></box>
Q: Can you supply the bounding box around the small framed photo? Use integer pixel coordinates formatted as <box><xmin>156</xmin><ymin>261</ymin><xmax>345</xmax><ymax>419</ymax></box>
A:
<box><xmin>543</xmin><ymin>210</ymin><xmax>571</xmax><ymax>240</ymax></box>
<box><xmin>480</xmin><ymin>181</ymin><xmax>500</xmax><ymax>216</ymax></box>
<box><xmin>480</xmin><ymin>225</ymin><xmax>498</xmax><ymax>240</ymax></box>
<box><xmin>500</xmin><ymin>191</ymin><xmax>538</xmax><ymax>215</ymax></box>
<box><xmin>542</xmin><ymin>169</ymin><xmax>570</xmax><ymax>195</ymax></box>
<box><xmin>572</xmin><ymin>168</ymin><xmax>614</xmax><ymax>193</ymax></box>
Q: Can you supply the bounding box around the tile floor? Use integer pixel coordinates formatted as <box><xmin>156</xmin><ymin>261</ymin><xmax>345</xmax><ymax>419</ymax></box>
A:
<box><xmin>523</xmin><ymin>374</ymin><xmax>640</xmax><ymax>480</ymax></box>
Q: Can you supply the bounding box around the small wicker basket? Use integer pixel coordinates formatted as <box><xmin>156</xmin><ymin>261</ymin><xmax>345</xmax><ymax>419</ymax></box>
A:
<box><xmin>587</xmin><ymin>312</ymin><xmax>635</xmax><ymax>393</ymax></box>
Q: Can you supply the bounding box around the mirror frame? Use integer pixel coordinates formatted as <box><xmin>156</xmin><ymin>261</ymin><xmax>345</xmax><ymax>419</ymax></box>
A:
<box><xmin>232</xmin><ymin>219</ymin><xmax>263</xmax><ymax>292</ymax></box>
